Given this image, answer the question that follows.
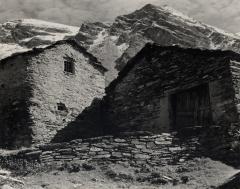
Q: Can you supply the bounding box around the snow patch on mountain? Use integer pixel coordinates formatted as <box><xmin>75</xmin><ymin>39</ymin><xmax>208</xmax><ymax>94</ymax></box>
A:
<box><xmin>0</xmin><ymin>43</ymin><xmax>29</xmax><ymax>60</ymax></box>
<box><xmin>20</xmin><ymin>19</ymin><xmax>79</xmax><ymax>43</ymax></box>
<box><xmin>21</xmin><ymin>19</ymin><xmax>79</xmax><ymax>33</ymax></box>
<box><xmin>89</xmin><ymin>29</ymin><xmax>108</xmax><ymax>50</ymax></box>
<box><xmin>207</xmin><ymin>25</ymin><xmax>240</xmax><ymax>39</ymax></box>
<box><xmin>0</xmin><ymin>19</ymin><xmax>79</xmax><ymax>60</ymax></box>
<box><xmin>160</xmin><ymin>6</ymin><xmax>204</xmax><ymax>28</ymax></box>
<box><xmin>161</xmin><ymin>5</ymin><xmax>240</xmax><ymax>39</ymax></box>
<box><xmin>118</xmin><ymin>43</ymin><xmax>129</xmax><ymax>53</ymax></box>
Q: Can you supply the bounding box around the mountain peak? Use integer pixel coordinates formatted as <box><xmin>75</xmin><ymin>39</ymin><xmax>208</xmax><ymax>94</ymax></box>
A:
<box><xmin>75</xmin><ymin>4</ymin><xmax>240</xmax><ymax>85</ymax></box>
<box><xmin>138</xmin><ymin>4</ymin><xmax>199</xmax><ymax>24</ymax></box>
<box><xmin>140</xmin><ymin>3</ymin><xmax>158</xmax><ymax>10</ymax></box>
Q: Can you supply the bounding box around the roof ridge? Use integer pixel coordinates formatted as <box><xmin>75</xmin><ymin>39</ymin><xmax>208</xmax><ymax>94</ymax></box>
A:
<box><xmin>0</xmin><ymin>39</ymin><xmax>107</xmax><ymax>72</ymax></box>
<box><xmin>106</xmin><ymin>43</ymin><xmax>240</xmax><ymax>92</ymax></box>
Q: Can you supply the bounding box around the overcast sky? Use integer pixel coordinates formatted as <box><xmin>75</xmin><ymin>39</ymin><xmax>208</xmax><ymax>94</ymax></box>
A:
<box><xmin>0</xmin><ymin>0</ymin><xmax>239</xmax><ymax>33</ymax></box>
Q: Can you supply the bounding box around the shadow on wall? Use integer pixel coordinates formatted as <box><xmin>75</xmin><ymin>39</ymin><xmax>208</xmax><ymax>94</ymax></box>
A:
<box><xmin>0</xmin><ymin>101</ymin><xmax>33</xmax><ymax>149</ymax></box>
<box><xmin>51</xmin><ymin>98</ymin><xmax>107</xmax><ymax>143</ymax></box>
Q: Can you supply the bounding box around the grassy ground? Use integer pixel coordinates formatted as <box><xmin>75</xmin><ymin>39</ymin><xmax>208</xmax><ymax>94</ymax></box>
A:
<box><xmin>1</xmin><ymin>157</ymin><xmax>238</xmax><ymax>189</ymax></box>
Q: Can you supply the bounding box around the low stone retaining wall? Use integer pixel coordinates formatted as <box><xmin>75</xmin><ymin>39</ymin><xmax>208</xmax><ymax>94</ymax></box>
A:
<box><xmin>0</xmin><ymin>133</ymin><xmax>201</xmax><ymax>170</ymax></box>
<box><xmin>1</xmin><ymin>126</ymin><xmax>240</xmax><ymax>171</ymax></box>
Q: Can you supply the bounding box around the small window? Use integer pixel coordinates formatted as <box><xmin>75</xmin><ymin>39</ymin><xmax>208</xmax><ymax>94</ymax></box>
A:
<box><xmin>57</xmin><ymin>103</ymin><xmax>68</xmax><ymax>111</ymax></box>
<box><xmin>64</xmin><ymin>61</ymin><xmax>75</xmax><ymax>74</ymax></box>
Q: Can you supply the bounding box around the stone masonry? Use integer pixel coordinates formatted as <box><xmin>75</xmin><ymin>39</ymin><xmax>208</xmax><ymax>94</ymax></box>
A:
<box><xmin>0</xmin><ymin>133</ymin><xmax>201</xmax><ymax>170</ymax></box>
<box><xmin>2</xmin><ymin>125</ymin><xmax>240</xmax><ymax>171</ymax></box>
<box><xmin>1</xmin><ymin>44</ymin><xmax>240</xmax><ymax>170</ymax></box>
<box><xmin>105</xmin><ymin>43</ymin><xmax>240</xmax><ymax>135</ymax></box>
<box><xmin>0</xmin><ymin>40</ymin><xmax>107</xmax><ymax>148</ymax></box>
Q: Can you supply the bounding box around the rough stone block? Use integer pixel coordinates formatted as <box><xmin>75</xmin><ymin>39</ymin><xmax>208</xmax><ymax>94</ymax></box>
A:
<box><xmin>90</xmin><ymin>147</ymin><xmax>103</xmax><ymax>152</ymax></box>
<box><xmin>134</xmin><ymin>154</ymin><xmax>151</xmax><ymax>160</ymax></box>
<box><xmin>114</xmin><ymin>138</ymin><xmax>126</xmax><ymax>143</ymax></box>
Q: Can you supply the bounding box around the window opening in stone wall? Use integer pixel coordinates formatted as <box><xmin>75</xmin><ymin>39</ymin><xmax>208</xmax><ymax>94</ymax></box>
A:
<box><xmin>64</xmin><ymin>61</ymin><xmax>75</xmax><ymax>74</ymax></box>
<box><xmin>57</xmin><ymin>103</ymin><xmax>68</xmax><ymax>112</ymax></box>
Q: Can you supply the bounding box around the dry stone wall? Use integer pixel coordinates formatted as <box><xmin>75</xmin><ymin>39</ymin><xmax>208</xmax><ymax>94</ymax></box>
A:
<box><xmin>0</xmin><ymin>55</ymin><xmax>33</xmax><ymax>148</ymax></box>
<box><xmin>0</xmin><ymin>40</ymin><xmax>106</xmax><ymax>148</ymax></box>
<box><xmin>105</xmin><ymin>44</ymin><xmax>240</xmax><ymax>135</ymax></box>
<box><xmin>27</xmin><ymin>43</ymin><xmax>106</xmax><ymax>145</ymax></box>
<box><xmin>230</xmin><ymin>60</ymin><xmax>240</xmax><ymax>118</ymax></box>
<box><xmin>0</xmin><ymin>133</ymin><xmax>201</xmax><ymax>169</ymax></box>
<box><xmin>1</xmin><ymin>127</ymin><xmax>239</xmax><ymax>170</ymax></box>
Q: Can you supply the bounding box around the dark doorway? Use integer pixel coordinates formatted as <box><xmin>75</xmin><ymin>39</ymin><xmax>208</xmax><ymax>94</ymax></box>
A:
<box><xmin>171</xmin><ymin>84</ymin><xmax>212</xmax><ymax>130</ymax></box>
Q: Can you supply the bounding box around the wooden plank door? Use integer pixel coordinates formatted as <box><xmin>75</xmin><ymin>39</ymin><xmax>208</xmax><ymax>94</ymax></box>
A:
<box><xmin>171</xmin><ymin>84</ymin><xmax>212</xmax><ymax>129</ymax></box>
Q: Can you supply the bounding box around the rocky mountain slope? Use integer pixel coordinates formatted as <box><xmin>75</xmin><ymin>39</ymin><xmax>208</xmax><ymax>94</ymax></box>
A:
<box><xmin>0</xmin><ymin>19</ymin><xmax>79</xmax><ymax>60</ymax></box>
<box><xmin>1</xmin><ymin>5</ymin><xmax>240</xmax><ymax>85</ymax></box>
<box><xmin>75</xmin><ymin>4</ymin><xmax>240</xmax><ymax>84</ymax></box>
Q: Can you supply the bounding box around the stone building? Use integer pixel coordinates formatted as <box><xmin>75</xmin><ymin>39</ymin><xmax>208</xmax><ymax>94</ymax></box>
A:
<box><xmin>0</xmin><ymin>40</ymin><xmax>106</xmax><ymax>148</ymax></box>
<box><xmin>105</xmin><ymin>43</ymin><xmax>240</xmax><ymax>135</ymax></box>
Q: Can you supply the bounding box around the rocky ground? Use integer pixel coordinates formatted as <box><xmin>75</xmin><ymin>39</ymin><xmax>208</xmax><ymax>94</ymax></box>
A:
<box><xmin>0</xmin><ymin>157</ymin><xmax>239</xmax><ymax>189</ymax></box>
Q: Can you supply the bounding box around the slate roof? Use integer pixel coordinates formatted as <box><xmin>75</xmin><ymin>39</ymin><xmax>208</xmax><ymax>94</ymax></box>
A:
<box><xmin>107</xmin><ymin>43</ymin><xmax>240</xmax><ymax>92</ymax></box>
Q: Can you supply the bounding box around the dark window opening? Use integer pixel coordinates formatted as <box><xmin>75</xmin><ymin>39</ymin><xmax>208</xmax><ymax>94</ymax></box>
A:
<box><xmin>64</xmin><ymin>61</ymin><xmax>75</xmax><ymax>74</ymax></box>
<box><xmin>1</xmin><ymin>84</ymin><xmax>5</xmax><ymax>89</ymax></box>
<box><xmin>57</xmin><ymin>103</ymin><xmax>68</xmax><ymax>112</ymax></box>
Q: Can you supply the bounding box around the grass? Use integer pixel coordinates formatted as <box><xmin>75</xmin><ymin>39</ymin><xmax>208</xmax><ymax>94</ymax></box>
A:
<box><xmin>1</xmin><ymin>157</ymin><xmax>236</xmax><ymax>189</ymax></box>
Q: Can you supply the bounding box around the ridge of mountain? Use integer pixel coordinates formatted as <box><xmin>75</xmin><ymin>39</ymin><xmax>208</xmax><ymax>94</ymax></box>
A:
<box><xmin>75</xmin><ymin>4</ymin><xmax>240</xmax><ymax>84</ymax></box>
<box><xmin>0</xmin><ymin>19</ymin><xmax>79</xmax><ymax>60</ymax></box>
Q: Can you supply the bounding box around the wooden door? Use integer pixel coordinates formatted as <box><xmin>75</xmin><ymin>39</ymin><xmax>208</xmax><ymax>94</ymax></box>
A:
<box><xmin>171</xmin><ymin>84</ymin><xmax>212</xmax><ymax>129</ymax></box>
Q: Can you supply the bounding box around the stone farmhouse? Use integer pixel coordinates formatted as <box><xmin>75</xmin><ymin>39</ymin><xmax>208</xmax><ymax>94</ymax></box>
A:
<box><xmin>2</xmin><ymin>40</ymin><xmax>240</xmax><ymax>150</ymax></box>
<box><xmin>105</xmin><ymin>43</ymin><xmax>240</xmax><ymax>135</ymax></box>
<box><xmin>2</xmin><ymin>43</ymin><xmax>240</xmax><ymax>171</ymax></box>
<box><xmin>0</xmin><ymin>40</ymin><xmax>107</xmax><ymax>148</ymax></box>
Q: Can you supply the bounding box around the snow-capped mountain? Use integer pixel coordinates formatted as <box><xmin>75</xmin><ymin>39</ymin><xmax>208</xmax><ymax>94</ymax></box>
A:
<box><xmin>1</xmin><ymin>5</ymin><xmax>240</xmax><ymax>85</ymax></box>
<box><xmin>0</xmin><ymin>19</ymin><xmax>79</xmax><ymax>60</ymax></box>
<box><xmin>75</xmin><ymin>4</ymin><xmax>240</xmax><ymax>84</ymax></box>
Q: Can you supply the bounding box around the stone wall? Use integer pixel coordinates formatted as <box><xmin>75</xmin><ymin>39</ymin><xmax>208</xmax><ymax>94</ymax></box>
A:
<box><xmin>0</xmin><ymin>41</ymin><xmax>106</xmax><ymax>148</ymax></box>
<box><xmin>0</xmin><ymin>133</ymin><xmax>201</xmax><ymax>169</ymax></box>
<box><xmin>105</xmin><ymin>44</ymin><xmax>240</xmax><ymax>134</ymax></box>
<box><xmin>230</xmin><ymin>60</ymin><xmax>240</xmax><ymax>118</ymax></box>
<box><xmin>26</xmin><ymin>42</ymin><xmax>106</xmax><ymax>145</ymax></box>
<box><xmin>0</xmin><ymin>55</ymin><xmax>33</xmax><ymax>148</ymax></box>
<box><xmin>1</xmin><ymin>128</ymin><xmax>239</xmax><ymax>170</ymax></box>
<box><xmin>51</xmin><ymin>98</ymin><xmax>107</xmax><ymax>143</ymax></box>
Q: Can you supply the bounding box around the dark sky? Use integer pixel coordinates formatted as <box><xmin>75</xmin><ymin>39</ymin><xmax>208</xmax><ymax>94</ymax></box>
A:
<box><xmin>0</xmin><ymin>0</ymin><xmax>239</xmax><ymax>33</ymax></box>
